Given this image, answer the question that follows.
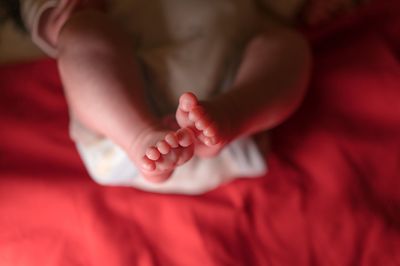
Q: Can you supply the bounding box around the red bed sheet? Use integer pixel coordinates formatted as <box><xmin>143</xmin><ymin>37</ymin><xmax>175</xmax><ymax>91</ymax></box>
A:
<box><xmin>0</xmin><ymin>1</ymin><xmax>399</xmax><ymax>265</ymax></box>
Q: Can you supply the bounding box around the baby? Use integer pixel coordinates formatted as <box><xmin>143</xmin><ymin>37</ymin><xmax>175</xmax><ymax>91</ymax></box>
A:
<box><xmin>4</xmin><ymin>0</ymin><xmax>311</xmax><ymax>189</ymax></box>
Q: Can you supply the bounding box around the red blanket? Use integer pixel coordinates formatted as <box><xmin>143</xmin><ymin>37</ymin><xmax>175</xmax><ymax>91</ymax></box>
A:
<box><xmin>1</xmin><ymin>1</ymin><xmax>399</xmax><ymax>265</ymax></box>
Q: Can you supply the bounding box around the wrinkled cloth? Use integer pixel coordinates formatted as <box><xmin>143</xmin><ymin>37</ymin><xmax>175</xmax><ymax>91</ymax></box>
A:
<box><xmin>0</xmin><ymin>0</ymin><xmax>399</xmax><ymax>264</ymax></box>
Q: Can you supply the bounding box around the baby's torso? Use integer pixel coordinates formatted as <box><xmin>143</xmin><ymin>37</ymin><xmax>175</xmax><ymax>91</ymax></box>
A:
<box><xmin>111</xmin><ymin>0</ymin><xmax>260</xmax><ymax>44</ymax></box>
<box><xmin>108</xmin><ymin>0</ymin><xmax>264</xmax><ymax>114</ymax></box>
<box><xmin>21</xmin><ymin>0</ymin><xmax>302</xmax><ymax>114</ymax></box>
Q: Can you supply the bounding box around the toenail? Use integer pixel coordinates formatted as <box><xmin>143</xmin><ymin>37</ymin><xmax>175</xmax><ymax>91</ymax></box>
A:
<box><xmin>157</xmin><ymin>141</ymin><xmax>170</xmax><ymax>154</ymax></box>
<box><xmin>165</xmin><ymin>134</ymin><xmax>179</xmax><ymax>148</ymax></box>
<box><xmin>146</xmin><ymin>148</ymin><xmax>160</xmax><ymax>160</ymax></box>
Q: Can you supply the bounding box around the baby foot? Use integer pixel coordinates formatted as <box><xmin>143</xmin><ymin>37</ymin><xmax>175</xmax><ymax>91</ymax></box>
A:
<box><xmin>176</xmin><ymin>92</ymin><xmax>228</xmax><ymax>157</ymax></box>
<box><xmin>130</xmin><ymin>127</ymin><xmax>195</xmax><ymax>183</ymax></box>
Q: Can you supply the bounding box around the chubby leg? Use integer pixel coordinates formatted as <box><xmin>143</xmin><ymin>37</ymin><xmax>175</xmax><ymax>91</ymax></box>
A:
<box><xmin>56</xmin><ymin>9</ymin><xmax>194</xmax><ymax>182</ymax></box>
<box><xmin>176</xmin><ymin>21</ymin><xmax>311</xmax><ymax>157</ymax></box>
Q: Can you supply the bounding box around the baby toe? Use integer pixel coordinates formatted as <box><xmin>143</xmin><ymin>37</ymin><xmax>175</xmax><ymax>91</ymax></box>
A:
<box><xmin>194</xmin><ymin>117</ymin><xmax>212</xmax><ymax>131</ymax></box>
<box><xmin>141</xmin><ymin>156</ymin><xmax>156</xmax><ymax>171</ymax></box>
<box><xmin>145</xmin><ymin>146</ymin><xmax>161</xmax><ymax>161</ymax></box>
<box><xmin>157</xmin><ymin>150</ymin><xmax>179</xmax><ymax>169</ymax></box>
<box><xmin>188</xmin><ymin>106</ymin><xmax>205</xmax><ymax>122</ymax></box>
<box><xmin>179</xmin><ymin>92</ymin><xmax>198</xmax><ymax>112</ymax></box>
<box><xmin>176</xmin><ymin>128</ymin><xmax>193</xmax><ymax>147</ymax></box>
<box><xmin>203</xmin><ymin>124</ymin><xmax>218</xmax><ymax>137</ymax></box>
<box><xmin>198</xmin><ymin>134</ymin><xmax>218</xmax><ymax>146</ymax></box>
<box><xmin>157</xmin><ymin>140</ymin><xmax>171</xmax><ymax>155</ymax></box>
<box><xmin>165</xmin><ymin>132</ymin><xmax>179</xmax><ymax>148</ymax></box>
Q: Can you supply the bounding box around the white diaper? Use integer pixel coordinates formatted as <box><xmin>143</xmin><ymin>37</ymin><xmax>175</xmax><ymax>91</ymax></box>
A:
<box><xmin>76</xmin><ymin>135</ymin><xmax>267</xmax><ymax>194</ymax></box>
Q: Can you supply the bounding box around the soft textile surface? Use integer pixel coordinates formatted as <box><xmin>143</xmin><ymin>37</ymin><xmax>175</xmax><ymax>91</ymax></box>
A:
<box><xmin>0</xmin><ymin>1</ymin><xmax>399</xmax><ymax>265</ymax></box>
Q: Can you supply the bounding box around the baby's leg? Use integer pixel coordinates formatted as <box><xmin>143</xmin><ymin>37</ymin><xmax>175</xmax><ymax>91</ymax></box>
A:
<box><xmin>56</xmin><ymin>9</ymin><xmax>194</xmax><ymax>182</ymax></box>
<box><xmin>176</xmin><ymin>21</ymin><xmax>311</xmax><ymax>157</ymax></box>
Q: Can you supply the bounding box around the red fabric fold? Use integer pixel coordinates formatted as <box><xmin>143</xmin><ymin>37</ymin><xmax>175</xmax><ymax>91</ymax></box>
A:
<box><xmin>0</xmin><ymin>1</ymin><xmax>399</xmax><ymax>265</ymax></box>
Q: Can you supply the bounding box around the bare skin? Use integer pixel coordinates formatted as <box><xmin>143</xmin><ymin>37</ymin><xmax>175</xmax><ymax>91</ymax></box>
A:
<box><xmin>176</xmin><ymin>92</ymin><xmax>226</xmax><ymax>157</ymax></box>
<box><xmin>56</xmin><ymin>10</ymin><xmax>195</xmax><ymax>182</ymax></box>
<box><xmin>49</xmin><ymin>8</ymin><xmax>310</xmax><ymax>183</ymax></box>
<box><xmin>176</xmin><ymin>23</ymin><xmax>311</xmax><ymax>158</ymax></box>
